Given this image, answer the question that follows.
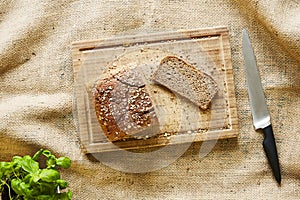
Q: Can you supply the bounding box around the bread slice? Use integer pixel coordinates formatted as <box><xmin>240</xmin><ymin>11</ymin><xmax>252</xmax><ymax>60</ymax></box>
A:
<box><xmin>152</xmin><ymin>56</ymin><xmax>218</xmax><ymax>110</ymax></box>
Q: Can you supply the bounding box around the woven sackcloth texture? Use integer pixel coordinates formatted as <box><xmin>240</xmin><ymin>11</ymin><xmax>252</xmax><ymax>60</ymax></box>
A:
<box><xmin>0</xmin><ymin>0</ymin><xmax>299</xmax><ymax>199</ymax></box>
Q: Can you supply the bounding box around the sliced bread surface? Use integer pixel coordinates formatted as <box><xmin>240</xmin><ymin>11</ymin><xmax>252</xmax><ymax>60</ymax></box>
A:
<box><xmin>152</xmin><ymin>56</ymin><xmax>218</xmax><ymax>110</ymax></box>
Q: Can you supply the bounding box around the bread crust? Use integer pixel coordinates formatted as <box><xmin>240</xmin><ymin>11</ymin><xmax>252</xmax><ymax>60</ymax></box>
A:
<box><xmin>92</xmin><ymin>68</ymin><xmax>159</xmax><ymax>142</ymax></box>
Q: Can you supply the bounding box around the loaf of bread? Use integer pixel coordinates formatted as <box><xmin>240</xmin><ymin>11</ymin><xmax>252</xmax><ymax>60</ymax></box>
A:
<box><xmin>92</xmin><ymin>68</ymin><xmax>159</xmax><ymax>142</ymax></box>
<box><xmin>152</xmin><ymin>56</ymin><xmax>218</xmax><ymax>110</ymax></box>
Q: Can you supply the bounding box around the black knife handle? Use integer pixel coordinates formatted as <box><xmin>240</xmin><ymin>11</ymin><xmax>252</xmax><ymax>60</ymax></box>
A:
<box><xmin>262</xmin><ymin>124</ymin><xmax>281</xmax><ymax>184</ymax></box>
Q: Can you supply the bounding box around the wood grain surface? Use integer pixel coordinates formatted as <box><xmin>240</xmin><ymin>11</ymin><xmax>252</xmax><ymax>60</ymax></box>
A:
<box><xmin>72</xmin><ymin>27</ymin><xmax>239</xmax><ymax>153</ymax></box>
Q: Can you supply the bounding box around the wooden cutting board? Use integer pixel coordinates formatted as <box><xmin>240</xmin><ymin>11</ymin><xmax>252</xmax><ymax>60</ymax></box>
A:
<box><xmin>71</xmin><ymin>26</ymin><xmax>239</xmax><ymax>154</ymax></box>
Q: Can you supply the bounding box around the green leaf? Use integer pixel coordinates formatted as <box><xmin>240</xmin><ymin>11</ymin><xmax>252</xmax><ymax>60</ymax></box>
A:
<box><xmin>19</xmin><ymin>181</ymin><xmax>33</xmax><ymax>197</ymax></box>
<box><xmin>2</xmin><ymin>149</ymin><xmax>72</xmax><ymax>200</ymax></box>
<box><xmin>0</xmin><ymin>162</ymin><xmax>11</xmax><ymax>172</ymax></box>
<box><xmin>11</xmin><ymin>157</ymin><xmax>22</xmax><ymax>171</ymax></box>
<box><xmin>12</xmin><ymin>156</ymin><xmax>22</xmax><ymax>171</ymax></box>
<box><xmin>23</xmin><ymin>174</ymin><xmax>32</xmax><ymax>183</ymax></box>
<box><xmin>23</xmin><ymin>173</ymin><xmax>40</xmax><ymax>184</ymax></box>
<box><xmin>11</xmin><ymin>178</ymin><xmax>34</xmax><ymax>197</ymax></box>
<box><xmin>0</xmin><ymin>161</ymin><xmax>11</xmax><ymax>171</ymax></box>
<box><xmin>0</xmin><ymin>162</ymin><xmax>13</xmax><ymax>176</ymax></box>
<box><xmin>11</xmin><ymin>178</ymin><xmax>24</xmax><ymax>195</ymax></box>
<box><xmin>12</xmin><ymin>156</ymin><xmax>22</xmax><ymax>163</ymax></box>
<box><xmin>46</xmin><ymin>155</ymin><xmax>57</xmax><ymax>169</ymax></box>
<box><xmin>56</xmin><ymin>179</ymin><xmax>68</xmax><ymax>189</ymax></box>
<box><xmin>32</xmin><ymin>173</ymin><xmax>41</xmax><ymax>183</ymax></box>
<box><xmin>59</xmin><ymin>190</ymin><xmax>72</xmax><ymax>200</ymax></box>
<box><xmin>39</xmin><ymin>169</ymin><xmax>60</xmax><ymax>182</ymax></box>
<box><xmin>38</xmin><ymin>181</ymin><xmax>57</xmax><ymax>195</ymax></box>
<box><xmin>56</xmin><ymin>157</ymin><xmax>71</xmax><ymax>169</ymax></box>
<box><xmin>68</xmin><ymin>190</ymin><xmax>72</xmax><ymax>199</ymax></box>
<box><xmin>20</xmin><ymin>156</ymin><xmax>39</xmax><ymax>174</ymax></box>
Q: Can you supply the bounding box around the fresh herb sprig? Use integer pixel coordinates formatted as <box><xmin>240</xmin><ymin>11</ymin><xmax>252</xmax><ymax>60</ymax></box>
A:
<box><xmin>0</xmin><ymin>149</ymin><xmax>72</xmax><ymax>200</ymax></box>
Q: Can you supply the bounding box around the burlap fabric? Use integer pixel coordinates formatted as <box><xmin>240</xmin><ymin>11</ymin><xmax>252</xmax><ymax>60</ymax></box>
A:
<box><xmin>0</xmin><ymin>0</ymin><xmax>299</xmax><ymax>199</ymax></box>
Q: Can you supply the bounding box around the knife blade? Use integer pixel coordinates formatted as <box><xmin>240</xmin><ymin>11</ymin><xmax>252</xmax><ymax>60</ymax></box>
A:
<box><xmin>242</xmin><ymin>29</ymin><xmax>281</xmax><ymax>184</ymax></box>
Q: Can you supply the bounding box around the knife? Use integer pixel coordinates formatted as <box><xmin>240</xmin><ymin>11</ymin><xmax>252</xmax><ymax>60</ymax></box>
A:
<box><xmin>242</xmin><ymin>29</ymin><xmax>281</xmax><ymax>184</ymax></box>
